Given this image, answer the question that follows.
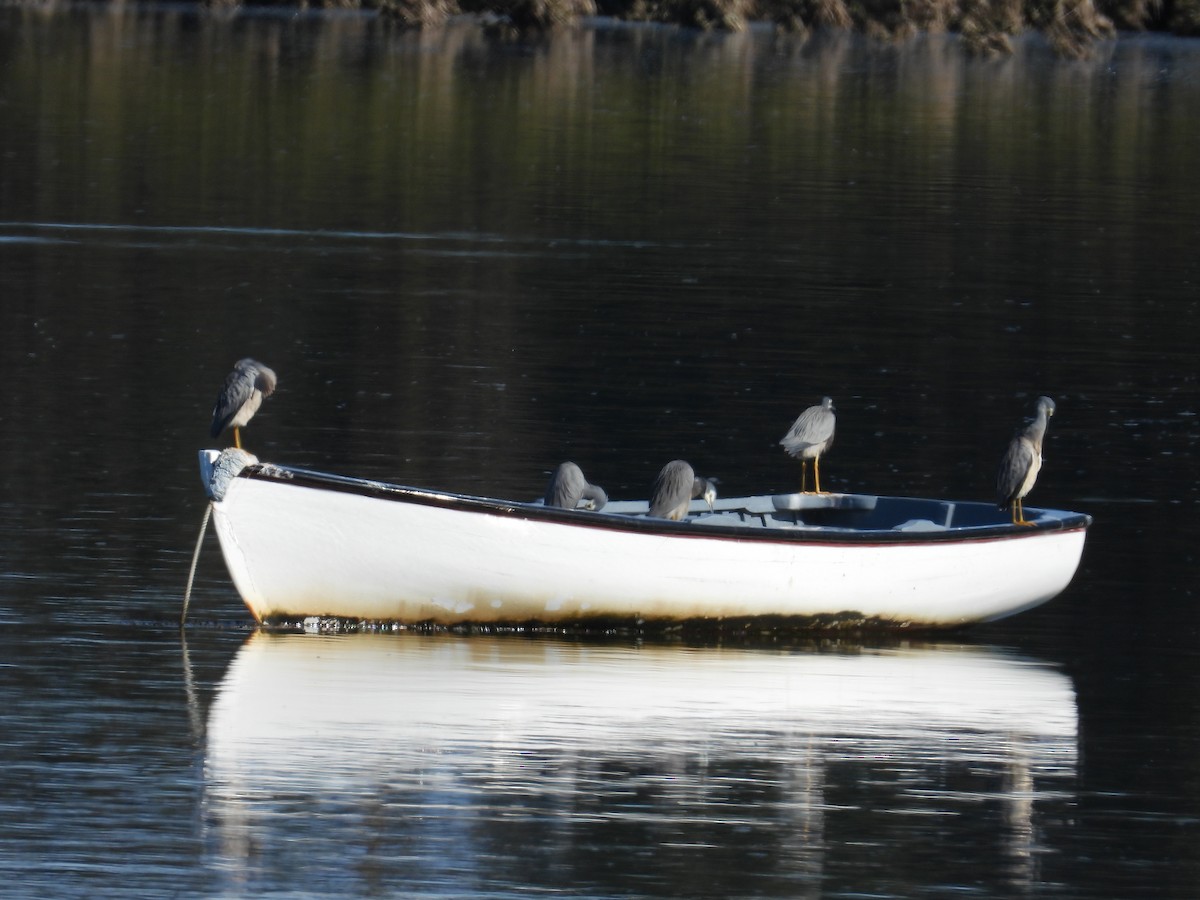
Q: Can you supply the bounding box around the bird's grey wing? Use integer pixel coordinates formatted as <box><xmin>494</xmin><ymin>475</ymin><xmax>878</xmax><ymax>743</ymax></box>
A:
<box><xmin>546</xmin><ymin>462</ymin><xmax>593</xmax><ymax>509</ymax></box>
<box><xmin>649</xmin><ymin>460</ymin><xmax>692</xmax><ymax>518</ymax></box>
<box><xmin>781</xmin><ymin>406</ymin><xmax>834</xmax><ymax>452</ymax></box>
<box><xmin>780</xmin><ymin>413</ymin><xmax>806</xmax><ymax>446</ymax></box>
<box><xmin>811</xmin><ymin>407</ymin><xmax>836</xmax><ymax>444</ymax></box>
<box><xmin>996</xmin><ymin>438</ymin><xmax>1035</xmax><ymax>505</ymax></box>
<box><xmin>210</xmin><ymin>367</ymin><xmax>256</xmax><ymax>437</ymax></box>
<box><xmin>545</xmin><ymin>463</ymin><xmax>579</xmax><ymax>508</ymax></box>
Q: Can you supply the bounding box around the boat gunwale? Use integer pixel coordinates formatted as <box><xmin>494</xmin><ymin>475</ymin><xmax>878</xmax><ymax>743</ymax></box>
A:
<box><xmin>233</xmin><ymin>462</ymin><xmax>1092</xmax><ymax>546</ymax></box>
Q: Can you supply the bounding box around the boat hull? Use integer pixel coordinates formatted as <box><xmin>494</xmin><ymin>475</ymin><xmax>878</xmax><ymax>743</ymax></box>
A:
<box><xmin>201</xmin><ymin>452</ymin><xmax>1090</xmax><ymax>629</ymax></box>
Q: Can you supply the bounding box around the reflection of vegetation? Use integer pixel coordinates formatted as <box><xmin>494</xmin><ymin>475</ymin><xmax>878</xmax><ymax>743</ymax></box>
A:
<box><xmin>181</xmin><ymin>0</ymin><xmax>1200</xmax><ymax>54</ymax></box>
<box><xmin>379</xmin><ymin>0</ymin><xmax>461</xmax><ymax>27</ymax></box>
<box><xmin>625</xmin><ymin>0</ymin><xmax>748</xmax><ymax>31</ymax></box>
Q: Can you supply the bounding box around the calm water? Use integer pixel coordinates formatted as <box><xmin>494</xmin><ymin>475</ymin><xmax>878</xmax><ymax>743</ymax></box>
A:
<box><xmin>2</xmin><ymin>5</ymin><xmax>1200</xmax><ymax>896</ymax></box>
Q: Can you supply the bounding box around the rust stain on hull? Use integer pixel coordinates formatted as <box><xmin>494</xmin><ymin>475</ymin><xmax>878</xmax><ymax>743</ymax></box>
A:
<box><xmin>258</xmin><ymin>611</ymin><xmax>960</xmax><ymax>640</ymax></box>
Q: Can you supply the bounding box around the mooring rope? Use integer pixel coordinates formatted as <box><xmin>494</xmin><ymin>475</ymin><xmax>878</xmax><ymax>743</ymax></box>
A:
<box><xmin>181</xmin><ymin>502</ymin><xmax>213</xmax><ymax>628</ymax></box>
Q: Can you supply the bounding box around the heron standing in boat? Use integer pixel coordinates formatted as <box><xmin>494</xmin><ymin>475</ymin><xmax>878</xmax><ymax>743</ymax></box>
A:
<box><xmin>780</xmin><ymin>396</ymin><xmax>836</xmax><ymax>493</ymax></box>
<box><xmin>544</xmin><ymin>462</ymin><xmax>608</xmax><ymax>511</ymax></box>
<box><xmin>210</xmin><ymin>358</ymin><xmax>277</xmax><ymax>450</ymax></box>
<box><xmin>996</xmin><ymin>395</ymin><xmax>1055</xmax><ymax>526</ymax></box>
<box><xmin>648</xmin><ymin>460</ymin><xmax>718</xmax><ymax>521</ymax></box>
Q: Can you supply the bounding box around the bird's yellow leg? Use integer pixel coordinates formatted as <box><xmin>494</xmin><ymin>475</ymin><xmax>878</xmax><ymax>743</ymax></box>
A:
<box><xmin>1015</xmin><ymin>497</ymin><xmax>1034</xmax><ymax>526</ymax></box>
<box><xmin>800</xmin><ymin>461</ymin><xmax>808</xmax><ymax>494</ymax></box>
<box><xmin>233</xmin><ymin>427</ymin><xmax>242</xmax><ymax>450</ymax></box>
<box><xmin>814</xmin><ymin>457</ymin><xmax>823</xmax><ymax>494</ymax></box>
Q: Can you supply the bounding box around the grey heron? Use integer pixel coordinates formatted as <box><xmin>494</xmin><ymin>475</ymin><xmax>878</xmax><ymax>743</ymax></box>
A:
<box><xmin>543</xmin><ymin>462</ymin><xmax>608</xmax><ymax>512</ymax></box>
<box><xmin>210</xmin><ymin>358</ymin><xmax>277</xmax><ymax>450</ymax></box>
<box><xmin>780</xmin><ymin>396</ymin><xmax>836</xmax><ymax>493</ymax></box>
<box><xmin>996</xmin><ymin>395</ymin><xmax>1055</xmax><ymax>526</ymax></box>
<box><xmin>648</xmin><ymin>459</ymin><xmax>717</xmax><ymax>521</ymax></box>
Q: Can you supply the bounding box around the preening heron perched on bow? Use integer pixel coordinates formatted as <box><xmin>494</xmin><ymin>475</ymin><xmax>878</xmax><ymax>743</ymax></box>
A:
<box><xmin>648</xmin><ymin>460</ymin><xmax>718</xmax><ymax>521</ymax></box>
<box><xmin>780</xmin><ymin>396</ymin><xmax>836</xmax><ymax>493</ymax></box>
<box><xmin>996</xmin><ymin>396</ymin><xmax>1055</xmax><ymax>526</ymax></box>
<box><xmin>543</xmin><ymin>462</ymin><xmax>608</xmax><ymax>512</ymax></box>
<box><xmin>210</xmin><ymin>358</ymin><xmax>277</xmax><ymax>450</ymax></box>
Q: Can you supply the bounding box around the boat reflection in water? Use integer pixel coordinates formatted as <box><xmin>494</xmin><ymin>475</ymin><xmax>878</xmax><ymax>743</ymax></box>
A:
<box><xmin>202</xmin><ymin>634</ymin><xmax>1078</xmax><ymax>894</ymax></box>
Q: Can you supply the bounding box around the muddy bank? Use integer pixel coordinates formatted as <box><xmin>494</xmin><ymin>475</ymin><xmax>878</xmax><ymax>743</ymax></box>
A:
<box><xmin>165</xmin><ymin>0</ymin><xmax>1200</xmax><ymax>56</ymax></box>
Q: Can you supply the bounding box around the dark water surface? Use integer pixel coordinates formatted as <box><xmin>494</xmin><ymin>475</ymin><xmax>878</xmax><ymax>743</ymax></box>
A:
<box><xmin>2</xmin><ymin>6</ymin><xmax>1199</xmax><ymax>896</ymax></box>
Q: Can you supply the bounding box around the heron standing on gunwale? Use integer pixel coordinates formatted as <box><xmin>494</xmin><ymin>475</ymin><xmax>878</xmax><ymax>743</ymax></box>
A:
<box><xmin>544</xmin><ymin>462</ymin><xmax>608</xmax><ymax>511</ymax></box>
<box><xmin>780</xmin><ymin>396</ymin><xmax>836</xmax><ymax>493</ymax></box>
<box><xmin>996</xmin><ymin>395</ymin><xmax>1055</xmax><ymax>526</ymax></box>
<box><xmin>648</xmin><ymin>460</ymin><xmax>718</xmax><ymax>521</ymax></box>
<box><xmin>210</xmin><ymin>358</ymin><xmax>277</xmax><ymax>450</ymax></box>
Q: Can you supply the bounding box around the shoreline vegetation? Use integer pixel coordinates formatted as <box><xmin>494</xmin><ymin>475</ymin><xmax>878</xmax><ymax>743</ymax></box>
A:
<box><xmin>41</xmin><ymin>0</ymin><xmax>1200</xmax><ymax>56</ymax></box>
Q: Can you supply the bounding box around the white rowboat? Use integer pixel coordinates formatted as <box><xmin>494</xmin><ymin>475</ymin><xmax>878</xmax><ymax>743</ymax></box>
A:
<box><xmin>199</xmin><ymin>449</ymin><xmax>1091</xmax><ymax>630</ymax></box>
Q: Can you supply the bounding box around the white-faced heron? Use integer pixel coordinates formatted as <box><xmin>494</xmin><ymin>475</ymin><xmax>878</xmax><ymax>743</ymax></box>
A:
<box><xmin>210</xmin><ymin>358</ymin><xmax>277</xmax><ymax>450</ymax></box>
<box><xmin>996</xmin><ymin>395</ymin><xmax>1055</xmax><ymax>526</ymax></box>
<box><xmin>543</xmin><ymin>462</ymin><xmax>608</xmax><ymax>512</ymax></box>
<box><xmin>780</xmin><ymin>396</ymin><xmax>836</xmax><ymax>493</ymax></box>
<box><xmin>648</xmin><ymin>459</ymin><xmax>717</xmax><ymax>521</ymax></box>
